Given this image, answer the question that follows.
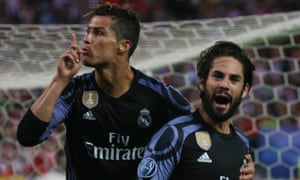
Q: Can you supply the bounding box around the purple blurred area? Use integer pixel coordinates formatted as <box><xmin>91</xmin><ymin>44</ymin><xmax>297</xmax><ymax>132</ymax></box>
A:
<box><xmin>1</xmin><ymin>0</ymin><xmax>300</xmax><ymax>24</ymax></box>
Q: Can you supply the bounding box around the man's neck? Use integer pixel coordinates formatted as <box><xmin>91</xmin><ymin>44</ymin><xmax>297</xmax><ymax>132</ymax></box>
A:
<box><xmin>94</xmin><ymin>66</ymin><xmax>134</xmax><ymax>98</ymax></box>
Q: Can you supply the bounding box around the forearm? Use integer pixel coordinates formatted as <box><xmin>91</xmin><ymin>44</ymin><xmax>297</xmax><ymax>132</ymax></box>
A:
<box><xmin>31</xmin><ymin>75</ymin><xmax>70</xmax><ymax>122</ymax></box>
<box><xmin>17</xmin><ymin>109</ymin><xmax>49</xmax><ymax>146</ymax></box>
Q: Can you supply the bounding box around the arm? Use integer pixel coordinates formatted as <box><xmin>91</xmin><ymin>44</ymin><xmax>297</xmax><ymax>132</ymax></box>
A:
<box><xmin>32</xmin><ymin>33</ymin><xmax>82</xmax><ymax>122</ymax></box>
<box><xmin>137</xmin><ymin>126</ymin><xmax>181</xmax><ymax>180</ymax></box>
<box><xmin>137</xmin><ymin>115</ymin><xmax>196</xmax><ymax>180</ymax></box>
<box><xmin>17</xmin><ymin>34</ymin><xmax>82</xmax><ymax>145</ymax></box>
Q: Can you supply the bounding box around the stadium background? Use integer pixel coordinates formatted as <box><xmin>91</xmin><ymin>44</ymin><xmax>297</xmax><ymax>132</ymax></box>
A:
<box><xmin>1</xmin><ymin>0</ymin><xmax>300</xmax><ymax>179</ymax></box>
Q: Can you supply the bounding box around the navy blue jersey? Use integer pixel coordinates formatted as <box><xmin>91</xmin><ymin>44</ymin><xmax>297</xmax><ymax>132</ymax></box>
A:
<box><xmin>17</xmin><ymin>68</ymin><xmax>190</xmax><ymax>180</ymax></box>
<box><xmin>137</xmin><ymin>111</ymin><xmax>251</xmax><ymax>180</ymax></box>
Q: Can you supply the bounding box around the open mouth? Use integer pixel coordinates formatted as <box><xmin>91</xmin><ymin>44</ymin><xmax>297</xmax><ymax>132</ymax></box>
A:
<box><xmin>214</xmin><ymin>95</ymin><xmax>231</xmax><ymax>106</ymax></box>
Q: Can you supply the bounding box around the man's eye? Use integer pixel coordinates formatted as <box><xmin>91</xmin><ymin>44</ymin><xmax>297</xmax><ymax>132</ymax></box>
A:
<box><xmin>230</xmin><ymin>76</ymin><xmax>241</xmax><ymax>82</ymax></box>
<box><xmin>93</xmin><ymin>30</ymin><xmax>104</xmax><ymax>35</ymax></box>
<box><xmin>213</xmin><ymin>74</ymin><xmax>223</xmax><ymax>79</ymax></box>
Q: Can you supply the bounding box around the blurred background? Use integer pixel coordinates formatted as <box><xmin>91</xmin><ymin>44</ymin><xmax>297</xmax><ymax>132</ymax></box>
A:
<box><xmin>1</xmin><ymin>0</ymin><xmax>300</xmax><ymax>24</ymax></box>
<box><xmin>1</xmin><ymin>0</ymin><xmax>300</xmax><ymax>180</ymax></box>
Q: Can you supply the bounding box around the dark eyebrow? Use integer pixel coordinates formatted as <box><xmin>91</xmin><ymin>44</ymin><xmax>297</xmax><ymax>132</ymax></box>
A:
<box><xmin>213</xmin><ymin>70</ymin><xmax>242</xmax><ymax>80</ymax></box>
<box><xmin>86</xmin><ymin>26</ymin><xmax>109</xmax><ymax>35</ymax></box>
<box><xmin>87</xmin><ymin>25</ymin><xmax>105</xmax><ymax>30</ymax></box>
<box><xmin>212</xmin><ymin>70</ymin><xmax>223</xmax><ymax>76</ymax></box>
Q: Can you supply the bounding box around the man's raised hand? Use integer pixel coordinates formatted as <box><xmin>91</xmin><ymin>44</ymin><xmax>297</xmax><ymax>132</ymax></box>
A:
<box><xmin>57</xmin><ymin>33</ymin><xmax>82</xmax><ymax>80</ymax></box>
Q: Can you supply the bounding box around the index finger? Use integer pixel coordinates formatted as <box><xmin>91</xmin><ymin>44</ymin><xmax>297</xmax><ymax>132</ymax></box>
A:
<box><xmin>71</xmin><ymin>33</ymin><xmax>78</xmax><ymax>46</ymax></box>
<box><xmin>244</xmin><ymin>154</ymin><xmax>253</xmax><ymax>162</ymax></box>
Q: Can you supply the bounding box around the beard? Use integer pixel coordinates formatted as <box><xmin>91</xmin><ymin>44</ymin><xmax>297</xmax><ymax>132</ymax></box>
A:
<box><xmin>201</xmin><ymin>88</ymin><xmax>242</xmax><ymax>122</ymax></box>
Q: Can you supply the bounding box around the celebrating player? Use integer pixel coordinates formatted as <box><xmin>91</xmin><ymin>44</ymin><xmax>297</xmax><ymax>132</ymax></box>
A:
<box><xmin>17</xmin><ymin>2</ymin><xmax>191</xmax><ymax>179</ymax></box>
<box><xmin>137</xmin><ymin>41</ymin><xmax>256</xmax><ymax>180</ymax></box>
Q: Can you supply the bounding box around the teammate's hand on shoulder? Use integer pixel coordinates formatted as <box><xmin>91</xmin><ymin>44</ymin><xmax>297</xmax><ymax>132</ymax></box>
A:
<box><xmin>239</xmin><ymin>154</ymin><xmax>255</xmax><ymax>180</ymax></box>
<box><xmin>57</xmin><ymin>33</ymin><xmax>82</xmax><ymax>80</ymax></box>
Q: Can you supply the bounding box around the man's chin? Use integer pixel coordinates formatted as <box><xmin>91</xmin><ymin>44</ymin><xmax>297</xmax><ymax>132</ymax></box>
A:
<box><xmin>214</xmin><ymin>106</ymin><xmax>229</xmax><ymax>115</ymax></box>
<box><xmin>82</xmin><ymin>61</ymin><xmax>93</xmax><ymax>67</ymax></box>
<box><xmin>209</xmin><ymin>109</ymin><xmax>231</xmax><ymax>122</ymax></box>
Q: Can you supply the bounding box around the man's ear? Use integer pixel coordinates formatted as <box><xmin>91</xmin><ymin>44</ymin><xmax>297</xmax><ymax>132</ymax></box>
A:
<box><xmin>118</xmin><ymin>40</ymin><xmax>131</xmax><ymax>54</ymax></box>
<box><xmin>242</xmin><ymin>83</ymin><xmax>250</xmax><ymax>98</ymax></box>
<box><xmin>198</xmin><ymin>78</ymin><xmax>204</xmax><ymax>92</ymax></box>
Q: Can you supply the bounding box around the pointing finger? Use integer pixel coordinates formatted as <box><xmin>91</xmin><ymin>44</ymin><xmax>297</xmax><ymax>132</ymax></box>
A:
<box><xmin>71</xmin><ymin>33</ymin><xmax>77</xmax><ymax>46</ymax></box>
<box><xmin>70</xmin><ymin>33</ymin><xmax>81</xmax><ymax>63</ymax></box>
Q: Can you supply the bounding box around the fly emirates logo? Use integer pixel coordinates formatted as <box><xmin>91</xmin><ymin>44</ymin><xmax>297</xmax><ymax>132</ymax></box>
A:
<box><xmin>84</xmin><ymin>132</ymin><xmax>144</xmax><ymax>160</ymax></box>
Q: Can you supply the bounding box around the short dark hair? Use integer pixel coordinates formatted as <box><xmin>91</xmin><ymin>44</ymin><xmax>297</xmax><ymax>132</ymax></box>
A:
<box><xmin>197</xmin><ymin>41</ymin><xmax>255</xmax><ymax>89</ymax></box>
<box><xmin>83</xmin><ymin>2</ymin><xmax>140</xmax><ymax>57</ymax></box>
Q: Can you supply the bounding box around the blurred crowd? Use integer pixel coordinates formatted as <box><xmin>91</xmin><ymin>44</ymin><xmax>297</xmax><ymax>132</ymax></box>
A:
<box><xmin>1</xmin><ymin>0</ymin><xmax>300</xmax><ymax>24</ymax></box>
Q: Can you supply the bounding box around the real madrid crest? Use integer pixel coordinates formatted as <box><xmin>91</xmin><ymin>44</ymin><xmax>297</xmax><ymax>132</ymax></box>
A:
<box><xmin>137</xmin><ymin>108</ymin><xmax>152</xmax><ymax>128</ymax></box>
<box><xmin>195</xmin><ymin>131</ymin><xmax>211</xmax><ymax>151</ymax></box>
<box><xmin>82</xmin><ymin>91</ymin><xmax>99</xmax><ymax>109</ymax></box>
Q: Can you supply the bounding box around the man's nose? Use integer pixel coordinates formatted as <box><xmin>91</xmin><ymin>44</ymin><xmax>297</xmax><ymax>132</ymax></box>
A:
<box><xmin>83</xmin><ymin>33</ymin><xmax>92</xmax><ymax>44</ymax></box>
<box><xmin>219</xmin><ymin>78</ymin><xmax>230</xmax><ymax>88</ymax></box>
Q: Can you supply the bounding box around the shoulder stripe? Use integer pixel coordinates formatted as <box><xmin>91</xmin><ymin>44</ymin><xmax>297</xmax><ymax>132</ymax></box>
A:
<box><xmin>236</xmin><ymin>130</ymin><xmax>250</xmax><ymax>152</ymax></box>
<box><xmin>145</xmin><ymin>115</ymin><xmax>200</xmax><ymax>162</ymax></box>
<box><xmin>137</xmin><ymin>78</ymin><xmax>190</xmax><ymax>112</ymax></box>
<box><xmin>168</xmin><ymin>114</ymin><xmax>194</xmax><ymax>126</ymax></box>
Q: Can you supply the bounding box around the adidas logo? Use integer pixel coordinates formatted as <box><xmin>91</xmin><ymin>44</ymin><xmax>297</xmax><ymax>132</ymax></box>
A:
<box><xmin>197</xmin><ymin>152</ymin><xmax>212</xmax><ymax>163</ymax></box>
<box><xmin>83</xmin><ymin>111</ymin><xmax>96</xmax><ymax>121</ymax></box>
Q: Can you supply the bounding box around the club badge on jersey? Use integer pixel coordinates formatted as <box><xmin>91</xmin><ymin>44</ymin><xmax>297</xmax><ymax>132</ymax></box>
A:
<box><xmin>137</xmin><ymin>108</ymin><xmax>152</xmax><ymax>128</ymax></box>
<box><xmin>195</xmin><ymin>131</ymin><xmax>212</xmax><ymax>151</ymax></box>
<box><xmin>82</xmin><ymin>91</ymin><xmax>99</xmax><ymax>109</ymax></box>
